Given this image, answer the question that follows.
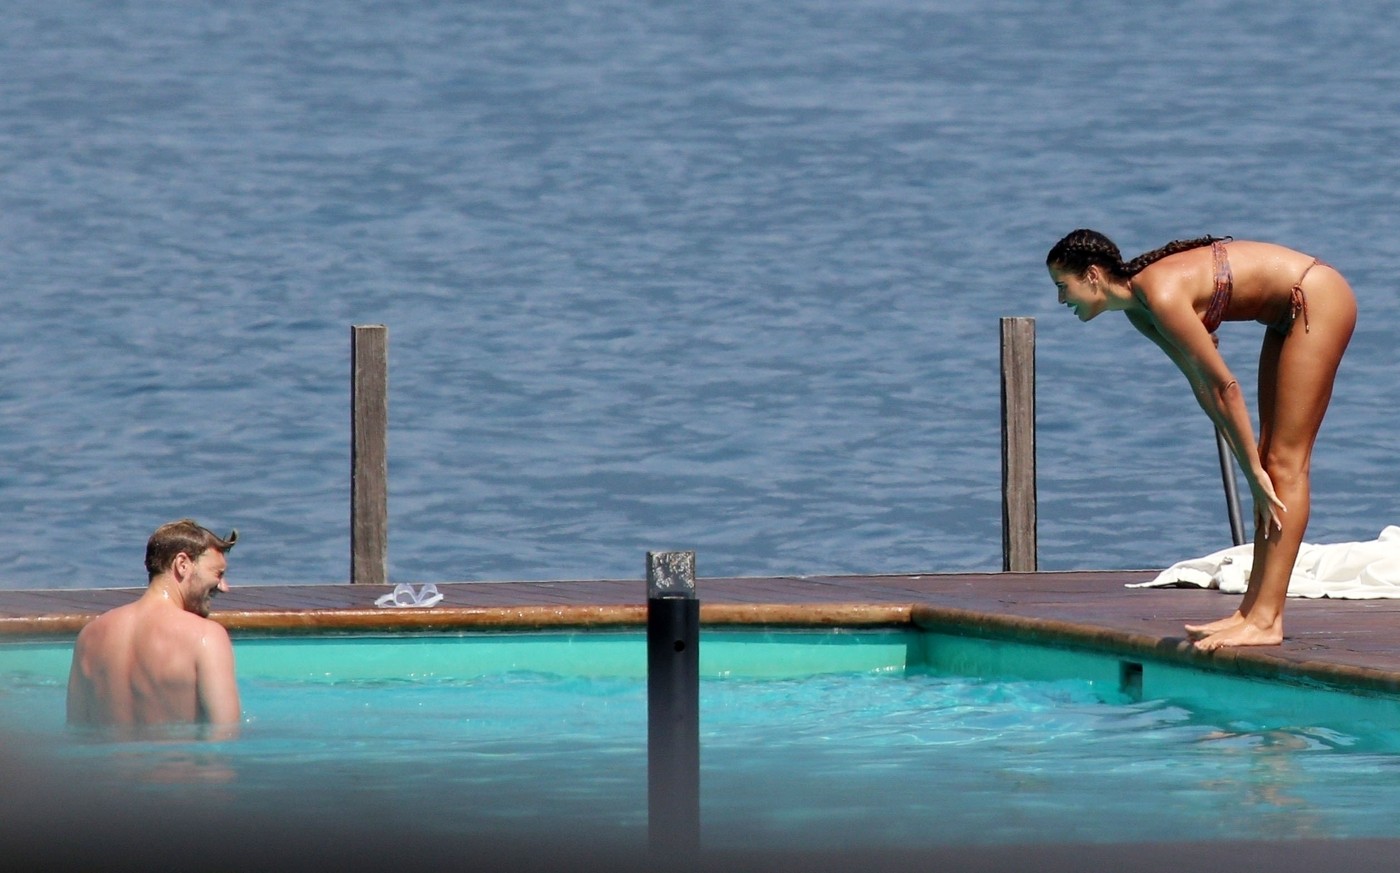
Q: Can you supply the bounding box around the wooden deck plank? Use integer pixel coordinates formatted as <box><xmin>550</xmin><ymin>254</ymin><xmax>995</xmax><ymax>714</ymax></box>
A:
<box><xmin>5</xmin><ymin>571</ymin><xmax>1400</xmax><ymax>691</ymax></box>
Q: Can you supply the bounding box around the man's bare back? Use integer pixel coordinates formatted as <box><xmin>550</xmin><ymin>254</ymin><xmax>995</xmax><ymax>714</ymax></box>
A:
<box><xmin>66</xmin><ymin>520</ymin><xmax>240</xmax><ymax>732</ymax></box>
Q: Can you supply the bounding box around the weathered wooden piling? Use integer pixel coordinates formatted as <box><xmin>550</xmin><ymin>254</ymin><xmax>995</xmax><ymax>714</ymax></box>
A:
<box><xmin>351</xmin><ymin>324</ymin><xmax>389</xmax><ymax>585</ymax></box>
<box><xmin>1000</xmin><ymin>316</ymin><xmax>1037</xmax><ymax>571</ymax></box>
<box><xmin>344</xmin><ymin>318</ymin><xmax>1042</xmax><ymax>581</ymax></box>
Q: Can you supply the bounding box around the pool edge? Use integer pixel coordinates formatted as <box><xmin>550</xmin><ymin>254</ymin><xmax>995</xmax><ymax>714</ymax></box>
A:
<box><xmin>9</xmin><ymin>594</ymin><xmax>1400</xmax><ymax>698</ymax></box>
<box><xmin>909</xmin><ymin>603</ymin><xmax>1400</xmax><ymax>698</ymax></box>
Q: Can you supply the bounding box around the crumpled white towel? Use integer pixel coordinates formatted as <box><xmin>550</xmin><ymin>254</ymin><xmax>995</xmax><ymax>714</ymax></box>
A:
<box><xmin>1129</xmin><ymin>525</ymin><xmax>1400</xmax><ymax>599</ymax></box>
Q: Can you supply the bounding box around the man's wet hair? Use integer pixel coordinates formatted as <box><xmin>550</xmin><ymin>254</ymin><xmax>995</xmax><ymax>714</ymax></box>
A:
<box><xmin>144</xmin><ymin>519</ymin><xmax>238</xmax><ymax>580</ymax></box>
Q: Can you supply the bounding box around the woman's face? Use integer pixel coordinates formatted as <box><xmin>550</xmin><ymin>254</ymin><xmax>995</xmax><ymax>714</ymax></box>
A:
<box><xmin>1048</xmin><ymin>264</ymin><xmax>1105</xmax><ymax>322</ymax></box>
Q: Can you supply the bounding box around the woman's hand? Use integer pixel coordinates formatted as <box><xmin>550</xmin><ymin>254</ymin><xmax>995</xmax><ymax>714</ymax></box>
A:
<box><xmin>1251</xmin><ymin>472</ymin><xmax>1287</xmax><ymax>539</ymax></box>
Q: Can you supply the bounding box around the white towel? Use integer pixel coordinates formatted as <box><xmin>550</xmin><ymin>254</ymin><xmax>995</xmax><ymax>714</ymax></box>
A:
<box><xmin>1129</xmin><ymin>525</ymin><xmax>1400</xmax><ymax>599</ymax></box>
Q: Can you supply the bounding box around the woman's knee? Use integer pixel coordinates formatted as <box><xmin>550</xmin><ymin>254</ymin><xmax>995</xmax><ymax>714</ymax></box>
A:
<box><xmin>1262</xmin><ymin>450</ymin><xmax>1310</xmax><ymax>490</ymax></box>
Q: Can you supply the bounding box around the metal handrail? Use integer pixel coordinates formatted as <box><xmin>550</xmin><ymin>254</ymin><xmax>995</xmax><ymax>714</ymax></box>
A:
<box><xmin>1215</xmin><ymin>428</ymin><xmax>1247</xmax><ymax>546</ymax></box>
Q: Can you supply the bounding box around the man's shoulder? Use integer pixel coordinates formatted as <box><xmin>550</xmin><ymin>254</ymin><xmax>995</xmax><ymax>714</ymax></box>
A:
<box><xmin>76</xmin><ymin>600</ymin><xmax>137</xmax><ymax>642</ymax></box>
<box><xmin>126</xmin><ymin>602</ymin><xmax>231</xmax><ymax>652</ymax></box>
<box><xmin>166</xmin><ymin>608</ymin><xmax>229</xmax><ymax>636</ymax></box>
<box><xmin>179</xmin><ymin>613</ymin><xmax>233</xmax><ymax>652</ymax></box>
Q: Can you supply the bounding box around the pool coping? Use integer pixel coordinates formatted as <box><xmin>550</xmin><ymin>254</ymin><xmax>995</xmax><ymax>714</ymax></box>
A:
<box><xmin>9</xmin><ymin>574</ymin><xmax>1400</xmax><ymax>873</ymax></box>
<box><xmin>6</xmin><ymin>570</ymin><xmax>1400</xmax><ymax>697</ymax></box>
<box><xmin>906</xmin><ymin>603</ymin><xmax>1400</xmax><ymax>698</ymax></box>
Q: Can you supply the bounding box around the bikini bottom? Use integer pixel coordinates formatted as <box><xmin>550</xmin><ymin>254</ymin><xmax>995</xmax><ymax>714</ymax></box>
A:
<box><xmin>1268</xmin><ymin>259</ymin><xmax>1323</xmax><ymax>336</ymax></box>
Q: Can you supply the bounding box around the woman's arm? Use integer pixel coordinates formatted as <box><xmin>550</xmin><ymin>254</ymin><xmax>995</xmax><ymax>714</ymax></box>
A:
<box><xmin>1123</xmin><ymin>309</ymin><xmax>1236</xmax><ymax>434</ymax></box>
<box><xmin>1124</xmin><ymin>303</ymin><xmax>1285</xmax><ymax>533</ymax></box>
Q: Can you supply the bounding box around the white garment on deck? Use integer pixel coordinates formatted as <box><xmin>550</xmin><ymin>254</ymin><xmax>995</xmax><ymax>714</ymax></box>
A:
<box><xmin>1128</xmin><ymin>525</ymin><xmax>1400</xmax><ymax>599</ymax></box>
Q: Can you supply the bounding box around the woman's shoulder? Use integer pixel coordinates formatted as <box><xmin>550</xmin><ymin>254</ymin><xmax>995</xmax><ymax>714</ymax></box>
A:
<box><xmin>1222</xmin><ymin>239</ymin><xmax>1305</xmax><ymax>257</ymax></box>
<box><xmin>1221</xmin><ymin>240</ymin><xmax>1322</xmax><ymax>280</ymax></box>
<box><xmin>1132</xmin><ymin>243</ymin><xmax>1214</xmax><ymax>290</ymax></box>
<box><xmin>1140</xmin><ymin>239</ymin><xmax>1312</xmax><ymax>283</ymax></box>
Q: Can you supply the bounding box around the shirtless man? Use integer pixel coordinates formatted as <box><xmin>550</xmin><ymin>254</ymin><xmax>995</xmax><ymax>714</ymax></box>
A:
<box><xmin>67</xmin><ymin>519</ymin><xmax>241</xmax><ymax>732</ymax></box>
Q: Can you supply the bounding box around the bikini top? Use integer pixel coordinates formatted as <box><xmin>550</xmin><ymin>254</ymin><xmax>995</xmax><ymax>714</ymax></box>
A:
<box><xmin>1201</xmin><ymin>240</ymin><xmax>1232</xmax><ymax>334</ymax></box>
<box><xmin>1203</xmin><ymin>238</ymin><xmax>1318</xmax><ymax>335</ymax></box>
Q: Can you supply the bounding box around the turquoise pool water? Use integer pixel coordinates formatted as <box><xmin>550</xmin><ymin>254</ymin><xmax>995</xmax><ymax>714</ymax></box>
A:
<box><xmin>4</xmin><ymin>630</ymin><xmax>1400</xmax><ymax>850</ymax></box>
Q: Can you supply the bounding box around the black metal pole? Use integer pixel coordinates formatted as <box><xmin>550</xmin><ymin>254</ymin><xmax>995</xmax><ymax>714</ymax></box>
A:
<box><xmin>647</xmin><ymin>550</ymin><xmax>700</xmax><ymax>854</ymax></box>
<box><xmin>1215</xmin><ymin>428</ymin><xmax>1247</xmax><ymax>546</ymax></box>
<box><xmin>1209</xmin><ymin>334</ymin><xmax>1247</xmax><ymax>547</ymax></box>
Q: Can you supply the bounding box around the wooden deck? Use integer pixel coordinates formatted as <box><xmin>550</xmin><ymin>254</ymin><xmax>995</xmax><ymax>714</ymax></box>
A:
<box><xmin>7</xmin><ymin>569</ymin><xmax>1400</xmax><ymax>693</ymax></box>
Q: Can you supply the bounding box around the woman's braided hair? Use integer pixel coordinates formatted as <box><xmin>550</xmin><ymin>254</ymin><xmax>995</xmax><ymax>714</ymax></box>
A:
<box><xmin>1046</xmin><ymin>229</ymin><xmax>1226</xmax><ymax>280</ymax></box>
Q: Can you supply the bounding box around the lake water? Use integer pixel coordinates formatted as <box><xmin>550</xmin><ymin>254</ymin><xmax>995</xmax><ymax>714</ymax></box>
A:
<box><xmin>2</xmin><ymin>0</ymin><xmax>1398</xmax><ymax>589</ymax></box>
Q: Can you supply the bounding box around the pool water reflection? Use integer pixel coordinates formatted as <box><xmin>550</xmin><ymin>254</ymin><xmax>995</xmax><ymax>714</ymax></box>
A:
<box><xmin>4</xmin><ymin>629</ymin><xmax>1400</xmax><ymax>849</ymax></box>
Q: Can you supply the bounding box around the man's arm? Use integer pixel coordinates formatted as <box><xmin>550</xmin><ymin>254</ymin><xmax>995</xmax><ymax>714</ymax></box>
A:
<box><xmin>65</xmin><ymin>623</ymin><xmax>100</xmax><ymax>725</ymax></box>
<box><xmin>65</xmin><ymin>646</ymin><xmax>92</xmax><ymax>725</ymax></box>
<box><xmin>195</xmin><ymin>622</ymin><xmax>241</xmax><ymax>730</ymax></box>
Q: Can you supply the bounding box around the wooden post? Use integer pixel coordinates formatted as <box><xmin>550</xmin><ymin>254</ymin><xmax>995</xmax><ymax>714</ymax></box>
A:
<box><xmin>1001</xmin><ymin>317</ymin><xmax>1037</xmax><ymax>571</ymax></box>
<box><xmin>351</xmin><ymin>325</ymin><xmax>388</xmax><ymax>585</ymax></box>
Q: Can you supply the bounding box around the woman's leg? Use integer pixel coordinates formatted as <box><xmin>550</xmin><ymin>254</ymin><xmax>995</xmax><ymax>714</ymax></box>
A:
<box><xmin>1184</xmin><ymin>335</ymin><xmax>1281</xmax><ymax>640</ymax></box>
<box><xmin>1194</xmin><ymin>277</ymin><xmax>1355</xmax><ymax>650</ymax></box>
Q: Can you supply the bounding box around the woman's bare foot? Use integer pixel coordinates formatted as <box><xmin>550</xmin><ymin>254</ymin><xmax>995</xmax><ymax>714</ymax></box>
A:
<box><xmin>1184</xmin><ymin>612</ymin><xmax>1245</xmax><ymax>640</ymax></box>
<box><xmin>1193</xmin><ymin>619</ymin><xmax>1283</xmax><ymax>651</ymax></box>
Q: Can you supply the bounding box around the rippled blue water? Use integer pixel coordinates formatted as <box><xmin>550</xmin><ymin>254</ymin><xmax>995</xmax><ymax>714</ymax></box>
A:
<box><xmin>3</xmin><ymin>1</ymin><xmax>1398</xmax><ymax>588</ymax></box>
<box><xmin>9</xmin><ymin>667</ymin><xmax>1400</xmax><ymax>847</ymax></box>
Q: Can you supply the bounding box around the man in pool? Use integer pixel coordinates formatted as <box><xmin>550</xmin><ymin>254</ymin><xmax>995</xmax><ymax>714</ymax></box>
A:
<box><xmin>66</xmin><ymin>519</ymin><xmax>241</xmax><ymax>732</ymax></box>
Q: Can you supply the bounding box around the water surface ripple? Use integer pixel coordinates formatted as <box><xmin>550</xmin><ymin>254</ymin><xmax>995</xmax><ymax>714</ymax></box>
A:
<box><xmin>2</xmin><ymin>1</ymin><xmax>1397</xmax><ymax>587</ymax></box>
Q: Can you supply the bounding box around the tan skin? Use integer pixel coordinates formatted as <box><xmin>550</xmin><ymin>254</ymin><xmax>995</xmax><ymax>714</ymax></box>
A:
<box><xmin>67</xmin><ymin>547</ymin><xmax>241</xmax><ymax>733</ymax></box>
<box><xmin>1050</xmin><ymin>240</ymin><xmax>1356</xmax><ymax>650</ymax></box>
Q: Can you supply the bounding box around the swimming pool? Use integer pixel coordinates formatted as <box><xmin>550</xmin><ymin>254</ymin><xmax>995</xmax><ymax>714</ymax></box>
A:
<box><xmin>3</xmin><ymin>628</ymin><xmax>1400</xmax><ymax>857</ymax></box>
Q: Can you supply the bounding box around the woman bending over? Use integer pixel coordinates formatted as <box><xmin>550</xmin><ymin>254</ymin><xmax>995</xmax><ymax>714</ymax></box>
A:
<box><xmin>1046</xmin><ymin>229</ymin><xmax>1356</xmax><ymax>650</ymax></box>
